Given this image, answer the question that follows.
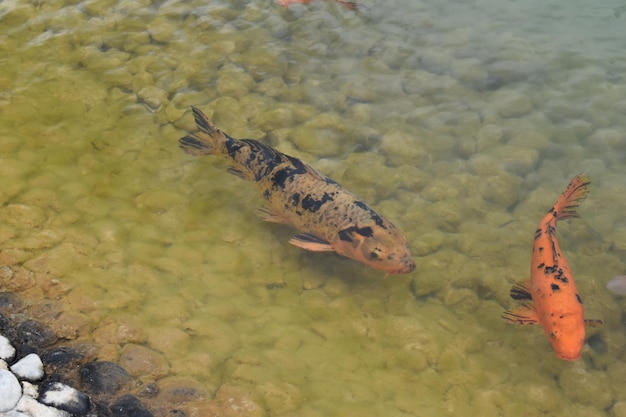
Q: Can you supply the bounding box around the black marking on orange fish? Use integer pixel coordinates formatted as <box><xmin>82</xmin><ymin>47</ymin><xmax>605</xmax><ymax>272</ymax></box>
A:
<box><xmin>338</xmin><ymin>226</ymin><xmax>374</xmax><ymax>242</ymax></box>
<box><xmin>551</xmin><ymin>283</ymin><xmax>560</xmax><ymax>291</ymax></box>
<box><xmin>544</xmin><ymin>265</ymin><xmax>557</xmax><ymax>274</ymax></box>
<box><xmin>575</xmin><ymin>293</ymin><xmax>583</xmax><ymax>304</ymax></box>
<box><xmin>302</xmin><ymin>192</ymin><xmax>335</xmax><ymax>212</ymax></box>
<box><xmin>554</xmin><ymin>269</ymin><xmax>569</xmax><ymax>283</ymax></box>
<box><xmin>534</xmin><ymin>228</ymin><xmax>542</xmax><ymax>240</ymax></box>
<box><xmin>537</xmin><ymin>262</ymin><xmax>545</xmax><ymax>269</ymax></box>
<box><xmin>354</xmin><ymin>200</ymin><xmax>387</xmax><ymax>229</ymax></box>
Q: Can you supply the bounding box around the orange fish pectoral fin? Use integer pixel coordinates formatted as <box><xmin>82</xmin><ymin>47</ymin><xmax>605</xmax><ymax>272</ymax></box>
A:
<box><xmin>502</xmin><ymin>303</ymin><xmax>540</xmax><ymax>325</ymax></box>
<box><xmin>509</xmin><ymin>281</ymin><xmax>532</xmax><ymax>301</ymax></box>
<box><xmin>289</xmin><ymin>233</ymin><xmax>334</xmax><ymax>252</ymax></box>
<box><xmin>256</xmin><ymin>207</ymin><xmax>290</xmax><ymax>224</ymax></box>
<box><xmin>585</xmin><ymin>319</ymin><xmax>603</xmax><ymax>328</ymax></box>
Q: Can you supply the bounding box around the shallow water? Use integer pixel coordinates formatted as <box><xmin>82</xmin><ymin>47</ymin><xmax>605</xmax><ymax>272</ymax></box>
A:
<box><xmin>1</xmin><ymin>0</ymin><xmax>626</xmax><ymax>415</ymax></box>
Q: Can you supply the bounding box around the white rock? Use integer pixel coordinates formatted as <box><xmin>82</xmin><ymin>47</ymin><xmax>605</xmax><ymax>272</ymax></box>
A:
<box><xmin>10</xmin><ymin>353</ymin><xmax>44</xmax><ymax>381</ymax></box>
<box><xmin>0</xmin><ymin>369</ymin><xmax>22</xmax><ymax>412</ymax></box>
<box><xmin>39</xmin><ymin>382</ymin><xmax>90</xmax><ymax>415</ymax></box>
<box><xmin>1</xmin><ymin>359</ymin><xmax>8</xmax><ymax>370</ymax></box>
<box><xmin>22</xmin><ymin>381</ymin><xmax>39</xmax><ymax>398</ymax></box>
<box><xmin>0</xmin><ymin>334</ymin><xmax>16</xmax><ymax>361</ymax></box>
<box><xmin>14</xmin><ymin>395</ymin><xmax>70</xmax><ymax>417</ymax></box>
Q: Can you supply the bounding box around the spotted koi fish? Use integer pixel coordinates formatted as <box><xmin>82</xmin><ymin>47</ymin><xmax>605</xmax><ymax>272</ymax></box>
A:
<box><xmin>502</xmin><ymin>173</ymin><xmax>602</xmax><ymax>360</ymax></box>
<box><xmin>179</xmin><ymin>107</ymin><xmax>415</xmax><ymax>275</ymax></box>
<box><xmin>278</xmin><ymin>0</ymin><xmax>359</xmax><ymax>10</ymax></box>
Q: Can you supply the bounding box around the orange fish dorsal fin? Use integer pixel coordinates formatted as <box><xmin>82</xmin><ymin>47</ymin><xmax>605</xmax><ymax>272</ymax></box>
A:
<box><xmin>289</xmin><ymin>233</ymin><xmax>334</xmax><ymax>252</ymax></box>
<box><xmin>585</xmin><ymin>319</ymin><xmax>603</xmax><ymax>328</ymax></box>
<box><xmin>502</xmin><ymin>303</ymin><xmax>539</xmax><ymax>325</ymax></box>
<box><xmin>553</xmin><ymin>173</ymin><xmax>591</xmax><ymax>220</ymax></box>
<box><xmin>509</xmin><ymin>281</ymin><xmax>532</xmax><ymax>301</ymax></box>
<box><xmin>256</xmin><ymin>207</ymin><xmax>290</xmax><ymax>224</ymax></box>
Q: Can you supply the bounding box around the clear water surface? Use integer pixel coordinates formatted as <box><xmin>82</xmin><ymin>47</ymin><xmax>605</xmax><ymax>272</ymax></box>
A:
<box><xmin>1</xmin><ymin>0</ymin><xmax>626</xmax><ymax>415</ymax></box>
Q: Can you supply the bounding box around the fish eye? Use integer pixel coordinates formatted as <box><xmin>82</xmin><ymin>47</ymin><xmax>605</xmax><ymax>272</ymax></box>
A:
<box><xmin>368</xmin><ymin>248</ymin><xmax>382</xmax><ymax>261</ymax></box>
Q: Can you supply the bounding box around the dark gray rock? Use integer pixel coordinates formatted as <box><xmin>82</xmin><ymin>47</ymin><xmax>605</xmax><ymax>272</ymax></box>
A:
<box><xmin>80</xmin><ymin>361</ymin><xmax>132</xmax><ymax>395</ymax></box>
<box><xmin>110</xmin><ymin>394</ymin><xmax>154</xmax><ymax>417</ymax></box>
<box><xmin>41</xmin><ymin>347</ymin><xmax>84</xmax><ymax>366</ymax></box>
<box><xmin>16</xmin><ymin>320</ymin><xmax>58</xmax><ymax>349</ymax></box>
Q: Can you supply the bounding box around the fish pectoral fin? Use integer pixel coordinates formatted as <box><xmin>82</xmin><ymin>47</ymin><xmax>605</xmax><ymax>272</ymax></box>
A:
<box><xmin>509</xmin><ymin>280</ymin><xmax>532</xmax><ymax>301</ymax></box>
<box><xmin>585</xmin><ymin>319</ymin><xmax>603</xmax><ymax>328</ymax></box>
<box><xmin>256</xmin><ymin>207</ymin><xmax>289</xmax><ymax>224</ymax></box>
<box><xmin>502</xmin><ymin>303</ymin><xmax>539</xmax><ymax>325</ymax></box>
<box><xmin>227</xmin><ymin>166</ymin><xmax>253</xmax><ymax>180</ymax></box>
<box><xmin>289</xmin><ymin>233</ymin><xmax>334</xmax><ymax>252</ymax></box>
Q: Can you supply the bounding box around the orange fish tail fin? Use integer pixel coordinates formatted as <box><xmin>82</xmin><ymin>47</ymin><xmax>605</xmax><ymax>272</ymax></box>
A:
<box><xmin>553</xmin><ymin>173</ymin><xmax>591</xmax><ymax>221</ymax></box>
<box><xmin>179</xmin><ymin>106</ymin><xmax>227</xmax><ymax>156</ymax></box>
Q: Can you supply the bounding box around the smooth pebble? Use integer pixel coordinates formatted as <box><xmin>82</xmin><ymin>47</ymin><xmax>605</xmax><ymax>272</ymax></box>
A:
<box><xmin>0</xmin><ymin>369</ymin><xmax>22</xmax><ymax>412</ymax></box>
<box><xmin>607</xmin><ymin>275</ymin><xmax>626</xmax><ymax>295</ymax></box>
<box><xmin>0</xmin><ymin>334</ymin><xmax>16</xmax><ymax>360</ymax></box>
<box><xmin>10</xmin><ymin>353</ymin><xmax>44</xmax><ymax>381</ymax></box>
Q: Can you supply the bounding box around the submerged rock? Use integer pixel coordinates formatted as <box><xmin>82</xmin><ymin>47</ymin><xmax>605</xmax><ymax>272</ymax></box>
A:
<box><xmin>79</xmin><ymin>360</ymin><xmax>132</xmax><ymax>395</ymax></box>
<box><xmin>110</xmin><ymin>394</ymin><xmax>154</xmax><ymax>417</ymax></box>
<box><xmin>16</xmin><ymin>320</ymin><xmax>58</xmax><ymax>350</ymax></box>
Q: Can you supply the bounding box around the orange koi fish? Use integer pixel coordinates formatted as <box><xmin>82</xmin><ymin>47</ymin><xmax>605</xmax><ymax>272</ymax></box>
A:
<box><xmin>179</xmin><ymin>107</ymin><xmax>415</xmax><ymax>275</ymax></box>
<box><xmin>502</xmin><ymin>173</ymin><xmax>602</xmax><ymax>361</ymax></box>
<box><xmin>278</xmin><ymin>0</ymin><xmax>359</xmax><ymax>10</ymax></box>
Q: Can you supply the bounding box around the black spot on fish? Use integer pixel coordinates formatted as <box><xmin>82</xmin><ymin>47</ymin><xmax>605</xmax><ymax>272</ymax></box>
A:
<box><xmin>576</xmin><ymin>293</ymin><xmax>583</xmax><ymax>304</ymax></box>
<box><xmin>301</xmin><ymin>192</ymin><xmax>334</xmax><ymax>212</ymax></box>
<box><xmin>534</xmin><ymin>228</ymin><xmax>542</xmax><ymax>240</ymax></box>
<box><xmin>544</xmin><ymin>265</ymin><xmax>557</xmax><ymax>274</ymax></box>
<box><xmin>338</xmin><ymin>226</ymin><xmax>374</xmax><ymax>242</ymax></box>
<box><xmin>271</xmin><ymin>157</ymin><xmax>308</xmax><ymax>189</ymax></box>
<box><xmin>263</xmin><ymin>189</ymin><xmax>271</xmax><ymax>200</ymax></box>
<box><xmin>353</xmin><ymin>200</ymin><xmax>386</xmax><ymax>228</ymax></box>
<box><xmin>272</xmin><ymin>168</ymin><xmax>295</xmax><ymax>189</ymax></box>
<box><xmin>225</xmin><ymin>140</ymin><xmax>246</xmax><ymax>159</ymax></box>
<box><xmin>538</xmin><ymin>247</ymin><xmax>544</xmax><ymax>253</ymax></box>
<box><xmin>547</xmin><ymin>224</ymin><xmax>557</xmax><ymax>235</ymax></box>
<box><xmin>290</xmin><ymin>193</ymin><xmax>301</xmax><ymax>206</ymax></box>
<box><xmin>554</xmin><ymin>269</ymin><xmax>569</xmax><ymax>283</ymax></box>
<box><xmin>537</xmin><ymin>262</ymin><xmax>545</xmax><ymax>269</ymax></box>
<box><xmin>551</xmin><ymin>283</ymin><xmax>560</xmax><ymax>291</ymax></box>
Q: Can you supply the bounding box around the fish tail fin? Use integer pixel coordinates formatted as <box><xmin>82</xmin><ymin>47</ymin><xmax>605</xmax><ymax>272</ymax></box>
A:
<box><xmin>553</xmin><ymin>173</ymin><xmax>591</xmax><ymax>221</ymax></box>
<box><xmin>179</xmin><ymin>106</ymin><xmax>228</xmax><ymax>156</ymax></box>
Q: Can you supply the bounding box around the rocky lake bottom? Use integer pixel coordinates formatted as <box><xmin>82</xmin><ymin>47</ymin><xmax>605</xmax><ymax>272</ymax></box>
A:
<box><xmin>1</xmin><ymin>0</ymin><xmax>626</xmax><ymax>416</ymax></box>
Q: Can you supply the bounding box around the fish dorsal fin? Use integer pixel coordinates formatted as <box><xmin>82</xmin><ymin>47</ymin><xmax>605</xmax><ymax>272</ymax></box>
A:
<box><xmin>502</xmin><ymin>303</ymin><xmax>539</xmax><ymax>325</ymax></box>
<box><xmin>239</xmin><ymin>139</ymin><xmax>328</xmax><ymax>181</ymax></box>
<box><xmin>256</xmin><ymin>207</ymin><xmax>289</xmax><ymax>224</ymax></box>
<box><xmin>240</xmin><ymin>139</ymin><xmax>286</xmax><ymax>163</ymax></box>
<box><xmin>289</xmin><ymin>233</ymin><xmax>334</xmax><ymax>252</ymax></box>
<box><xmin>510</xmin><ymin>281</ymin><xmax>532</xmax><ymax>301</ymax></box>
<box><xmin>585</xmin><ymin>319</ymin><xmax>603</xmax><ymax>328</ymax></box>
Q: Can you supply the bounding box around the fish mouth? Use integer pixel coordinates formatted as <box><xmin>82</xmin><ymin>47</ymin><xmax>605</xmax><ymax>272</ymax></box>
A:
<box><xmin>386</xmin><ymin>259</ymin><xmax>416</xmax><ymax>275</ymax></box>
<box><xmin>557</xmin><ymin>352</ymin><xmax>581</xmax><ymax>361</ymax></box>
